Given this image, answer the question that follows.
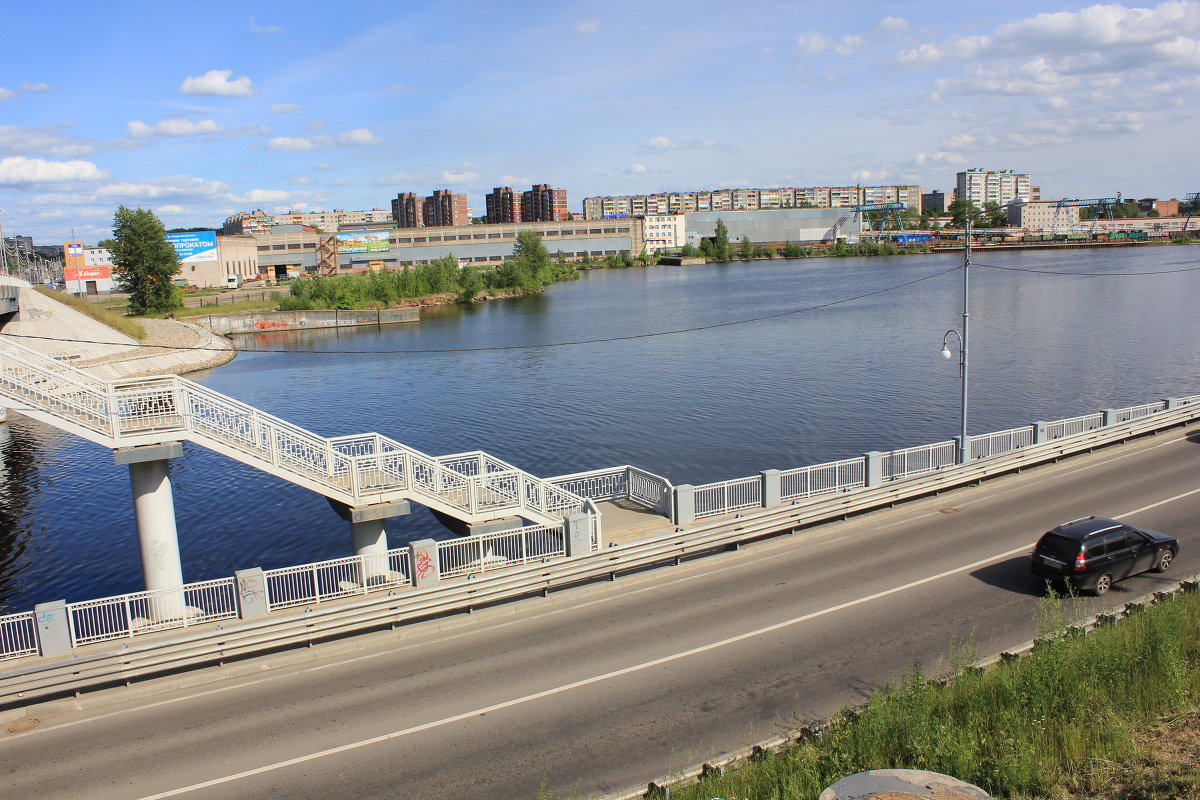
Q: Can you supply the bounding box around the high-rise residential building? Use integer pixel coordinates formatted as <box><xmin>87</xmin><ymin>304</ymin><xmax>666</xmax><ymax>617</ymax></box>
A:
<box><xmin>485</xmin><ymin>187</ymin><xmax>520</xmax><ymax>223</ymax></box>
<box><xmin>223</xmin><ymin>208</ymin><xmax>392</xmax><ymax>234</ymax></box>
<box><xmin>955</xmin><ymin>169</ymin><xmax>1037</xmax><ymax>208</ymax></box>
<box><xmin>520</xmin><ymin>184</ymin><xmax>569</xmax><ymax>222</ymax></box>
<box><xmin>391</xmin><ymin>193</ymin><xmax>422</xmax><ymax>228</ymax></box>
<box><xmin>423</xmin><ymin>189</ymin><xmax>471</xmax><ymax>227</ymax></box>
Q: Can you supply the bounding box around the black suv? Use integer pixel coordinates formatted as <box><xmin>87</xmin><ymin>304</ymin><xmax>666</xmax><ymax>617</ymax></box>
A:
<box><xmin>1031</xmin><ymin>516</ymin><xmax>1178</xmax><ymax>596</ymax></box>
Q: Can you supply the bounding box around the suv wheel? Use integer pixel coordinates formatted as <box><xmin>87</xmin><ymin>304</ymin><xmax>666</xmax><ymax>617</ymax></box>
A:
<box><xmin>1152</xmin><ymin>551</ymin><xmax>1173</xmax><ymax>573</ymax></box>
<box><xmin>1092</xmin><ymin>574</ymin><xmax>1113</xmax><ymax>596</ymax></box>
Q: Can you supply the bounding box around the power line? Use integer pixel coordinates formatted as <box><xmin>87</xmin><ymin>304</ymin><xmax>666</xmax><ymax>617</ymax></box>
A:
<box><xmin>5</xmin><ymin>264</ymin><xmax>964</xmax><ymax>355</ymax></box>
<box><xmin>972</xmin><ymin>261</ymin><xmax>1200</xmax><ymax>277</ymax></box>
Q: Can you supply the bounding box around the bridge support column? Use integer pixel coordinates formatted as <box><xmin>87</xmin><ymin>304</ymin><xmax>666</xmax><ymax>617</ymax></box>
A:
<box><xmin>115</xmin><ymin>442</ymin><xmax>185</xmax><ymax>620</ymax></box>
<box><xmin>328</xmin><ymin>499</ymin><xmax>411</xmax><ymax>585</ymax></box>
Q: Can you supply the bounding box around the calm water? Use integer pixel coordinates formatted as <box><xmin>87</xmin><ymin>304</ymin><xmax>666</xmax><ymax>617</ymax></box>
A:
<box><xmin>2</xmin><ymin>246</ymin><xmax>1198</xmax><ymax>611</ymax></box>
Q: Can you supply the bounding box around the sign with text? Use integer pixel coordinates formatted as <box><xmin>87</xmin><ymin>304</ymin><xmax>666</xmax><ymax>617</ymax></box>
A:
<box><xmin>166</xmin><ymin>231</ymin><xmax>218</xmax><ymax>263</ymax></box>
<box><xmin>64</xmin><ymin>265</ymin><xmax>112</xmax><ymax>281</ymax></box>
<box><xmin>336</xmin><ymin>232</ymin><xmax>389</xmax><ymax>254</ymax></box>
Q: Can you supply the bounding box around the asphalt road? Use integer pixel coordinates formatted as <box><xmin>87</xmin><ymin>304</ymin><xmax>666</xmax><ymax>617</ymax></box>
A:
<box><xmin>4</xmin><ymin>426</ymin><xmax>1200</xmax><ymax>799</ymax></box>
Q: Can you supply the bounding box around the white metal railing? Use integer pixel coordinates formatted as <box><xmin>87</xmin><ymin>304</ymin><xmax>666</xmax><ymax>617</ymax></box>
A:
<box><xmin>629</xmin><ymin>467</ymin><xmax>673</xmax><ymax>513</ymax></box>
<box><xmin>780</xmin><ymin>457</ymin><xmax>865</xmax><ymax>501</ymax></box>
<box><xmin>1043</xmin><ymin>412</ymin><xmax>1105</xmax><ymax>441</ymax></box>
<box><xmin>883</xmin><ymin>440</ymin><xmax>958</xmax><ymax>480</ymax></box>
<box><xmin>264</xmin><ymin>549</ymin><xmax>412</xmax><ymax>611</ymax></box>
<box><xmin>550</xmin><ymin>467</ymin><xmax>629</xmax><ymax>502</ymax></box>
<box><xmin>694</xmin><ymin>476</ymin><xmax>763</xmax><ymax>519</ymax></box>
<box><xmin>1111</xmin><ymin>401</ymin><xmax>1167</xmax><ymax>424</ymax></box>
<box><xmin>0</xmin><ymin>335</ymin><xmax>589</xmax><ymax>526</ymax></box>
<box><xmin>67</xmin><ymin>578</ymin><xmax>239</xmax><ymax>646</ymax></box>
<box><xmin>0</xmin><ymin>611</ymin><xmax>38</xmax><ymax>661</ymax></box>
<box><xmin>970</xmin><ymin>425</ymin><xmax>1035</xmax><ymax>460</ymax></box>
<box><xmin>438</xmin><ymin>523</ymin><xmax>566</xmax><ymax>579</ymax></box>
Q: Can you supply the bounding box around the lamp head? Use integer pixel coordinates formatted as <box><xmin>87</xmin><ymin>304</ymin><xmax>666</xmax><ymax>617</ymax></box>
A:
<box><xmin>940</xmin><ymin>345</ymin><xmax>953</xmax><ymax>360</ymax></box>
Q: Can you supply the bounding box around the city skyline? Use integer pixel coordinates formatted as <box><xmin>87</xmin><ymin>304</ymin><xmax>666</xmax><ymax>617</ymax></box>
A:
<box><xmin>1</xmin><ymin>0</ymin><xmax>1198</xmax><ymax>243</ymax></box>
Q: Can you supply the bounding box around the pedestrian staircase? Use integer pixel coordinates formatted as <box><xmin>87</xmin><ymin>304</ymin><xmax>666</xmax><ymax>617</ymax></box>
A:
<box><xmin>0</xmin><ymin>333</ymin><xmax>589</xmax><ymax>526</ymax></box>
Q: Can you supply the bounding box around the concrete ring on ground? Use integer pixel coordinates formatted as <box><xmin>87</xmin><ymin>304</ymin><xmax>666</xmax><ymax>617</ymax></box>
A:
<box><xmin>818</xmin><ymin>768</ymin><xmax>993</xmax><ymax>800</ymax></box>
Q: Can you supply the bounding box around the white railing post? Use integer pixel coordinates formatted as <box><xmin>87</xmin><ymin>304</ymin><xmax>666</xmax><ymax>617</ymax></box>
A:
<box><xmin>674</xmin><ymin>485</ymin><xmax>695</xmax><ymax>526</ymax></box>
<box><xmin>761</xmin><ymin>469</ymin><xmax>782</xmax><ymax>508</ymax></box>
<box><xmin>863</xmin><ymin>451</ymin><xmax>884</xmax><ymax>487</ymax></box>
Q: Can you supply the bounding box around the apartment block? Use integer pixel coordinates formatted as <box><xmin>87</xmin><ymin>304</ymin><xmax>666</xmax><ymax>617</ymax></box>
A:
<box><xmin>956</xmin><ymin>169</ymin><xmax>1036</xmax><ymax>208</ymax></box>
<box><xmin>223</xmin><ymin>208</ymin><xmax>391</xmax><ymax>235</ymax></box>
<box><xmin>1007</xmin><ymin>201</ymin><xmax>1079</xmax><ymax>229</ymax></box>
<box><xmin>521</xmin><ymin>184</ymin><xmax>569</xmax><ymax>222</ymax></box>
<box><xmin>583</xmin><ymin>184</ymin><xmax>925</xmax><ymax>219</ymax></box>
<box><xmin>485</xmin><ymin>187</ymin><xmax>520</xmax><ymax>223</ymax></box>
<box><xmin>642</xmin><ymin>214</ymin><xmax>685</xmax><ymax>252</ymax></box>
<box><xmin>391</xmin><ymin>193</ymin><xmax>421</xmax><ymax>229</ymax></box>
<box><xmin>423</xmin><ymin>189</ymin><xmax>471</xmax><ymax>227</ymax></box>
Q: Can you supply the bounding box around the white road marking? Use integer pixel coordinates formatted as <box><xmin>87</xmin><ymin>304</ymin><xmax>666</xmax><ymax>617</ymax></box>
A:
<box><xmin>135</xmin><ymin>541</ymin><xmax>1037</xmax><ymax>799</ymax></box>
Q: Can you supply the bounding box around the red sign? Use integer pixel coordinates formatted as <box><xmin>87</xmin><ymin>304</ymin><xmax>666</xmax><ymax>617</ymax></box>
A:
<box><xmin>64</xmin><ymin>266</ymin><xmax>111</xmax><ymax>281</ymax></box>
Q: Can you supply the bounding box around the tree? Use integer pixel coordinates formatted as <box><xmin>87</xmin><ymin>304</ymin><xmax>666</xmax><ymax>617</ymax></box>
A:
<box><xmin>983</xmin><ymin>201</ymin><xmax>1008</xmax><ymax>228</ymax></box>
<box><xmin>948</xmin><ymin>199</ymin><xmax>980</xmax><ymax>228</ymax></box>
<box><xmin>713</xmin><ymin>218</ymin><xmax>732</xmax><ymax>262</ymax></box>
<box><xmin>109</xmin><ymin>205</ymin><xmax>182</xmax><ymax>315</ymax></box>
<box><xmin>738</xmin><ymin>236</ymin><xmax>753</xmax><ymax>260</ymax></box>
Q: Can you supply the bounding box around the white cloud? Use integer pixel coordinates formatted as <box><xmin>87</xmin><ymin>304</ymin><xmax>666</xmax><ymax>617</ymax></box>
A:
<box><xmin>249</xmin><ymin>17</ymin><xmax>282</xmax><ymax>34</ymax></box>
<box><xmin>758</xmin><ymin>45</ymin><xmax>775</xmax><ymax>56</ymax></box>
<box><xmin>0</xmin><ymin>88</ymin><xmax>15</xmax><ymax>103</ymax></box>
<box><xmin>20</xmin><ymin>81</ymin><xmax>52</xmax><ymax>93</ymax></box>
<box><xmin>641</xmin><ymin>135</ymin><xmax>730</xmax><ymax>152</ymax></box>
<box><xmin>269</xmin><ymin>103</ymin><xmax>303</xmax><ymax>113</ymax></box>
<box><xmin>0</xmin><ymin>124</ymin><xmax>117</xmax><ymax>157</ymax></box>
<box><xmin>575</xmin><ymin>20</ymin><xmax>600</xmax><ymax>34</ymax></box>
<box><xmin>241</xmin><ymin>189</ymin><xmax>292</xmax><ymax>203</ymax></box>
<box><xmin>912</xmin><ymin>151</ymin><xmax>967</xmax><ymax>167</ymax></box>
<box><xmin>265</xmin><ymin>128</ymin><xmax>381</xmax><ymax>150</ymax></box>
<box><xmin>334</xmin><ymin>128</ymin><xmax>381</xmax><ymax>146</ymax></box>
<box><xmin>286</xmin><ymin>174</ymin><xmax>311</xmax><ymax>185</ymax></box>
<box><xmin>851</xmin><ymin>169</ymin><xmax>889</xmax><ymax>183</ymax></box>
<box><xmin>179</xmin><ymin>69</ymin><xmax>256</xmax><ymax>97</ymax></box>
<box><xmin>628</xmin><ymin>163</ymin><xmax>649</xmax><ymax>173</ymax></box>
<box><xmin>265</xmin><ymin>136</ymin><xmax>317</xmax><ymax>151</ymax></box>
<box><xmin>127</xmin><ymin>118</ymin><xmax>225</xmax><ymax>138</ymax></box>
<box><xmin>794</xmin><ymin>32</ymin><xmax>865</xmax><ymax>58</ymax></box>
<box><xmin>877</xmin><ymin>16</ymin><xmax>908</xmax><ymax>32</ymax></box>
<box><xmin>0</xmin><ymin>156</ymin><xmax>107</xmax><ymax>184</ymax></box>
<box><xmin>440</xmin><ymin>169</ymin><xmax>477</xmax><ymax>182</ymax></box>
<box><xmin>155</xmin><ymin>204</ymin><xmax>186</xmax><ymax>215</ymax></box>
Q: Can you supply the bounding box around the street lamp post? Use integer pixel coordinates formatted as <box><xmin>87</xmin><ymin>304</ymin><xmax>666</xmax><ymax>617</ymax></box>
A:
<box><xmin>940</xmin><ymin>217</ymin><xmax>971</xmax><ymax>463</ymax></box>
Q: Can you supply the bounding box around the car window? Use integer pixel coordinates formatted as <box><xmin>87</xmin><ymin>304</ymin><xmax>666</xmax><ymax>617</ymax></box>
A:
<box><xmin>1038</xmin><ymin>534</ymin><xmax>1081</xmax><ymax>560</ymax></box>
<box><xmin>1122</xmin><ymin>529</ymin><xmax>1148</xmax><ymax>548</ymax></box>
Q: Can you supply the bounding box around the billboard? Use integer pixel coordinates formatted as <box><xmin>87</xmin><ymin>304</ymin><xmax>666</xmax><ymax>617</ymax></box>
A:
<box><xmin>336</xmin><ymin>232</ymin><xmax>390</xmax><ymax>254</ymax></box>
<box><xmin>65</xmin><ymin>266</ymin><xmax>112</xmax><ymax>281</ymax></box>
<box><xmin>166</xmin><ymin>231</ymin><xmax>218</xmax><ymax>263</ymax></box>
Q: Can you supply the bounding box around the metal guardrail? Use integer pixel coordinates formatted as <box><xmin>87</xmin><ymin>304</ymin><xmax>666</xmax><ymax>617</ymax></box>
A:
<box><xmin>264</xmin><ymin>549</ymin><xmax>413</xmax><ymax>611</ymax></box>
<box><xmin>883</xmin><ymin>439</ymin><xmax>957</xmax><ymax>480</ymax></box>
<box><xmin>970</xmin><ymin>425</ymin><xmax>1034</xmax><ymax>460</ymax></box>
<box><xmin>1044</xmin><ymin>412</ymin><xmax>1105</xmax><ymax>440</ymax></box>
<box><xmin>1</xmin><ymin>397</ymin><xmax>1197</xmax><ymax>701</ymax></box>
<box><xmin>694</xmin><ymin>476</ymin><xmax>762</xmax><ymax>519</ymax></box>
<box><xmin>780</xmin><ymin>457</ymin><xmax>864</xmax><ymax>501</ymax></box>
<box><xmin>0</xmin><ymin>335</ymin><xmax>589</xmax><ymax>526</ymax></box>
<box><xmin>0</xmin><ymin>612</ymin><xmax>37</xmax><ymax>661</ymax></box>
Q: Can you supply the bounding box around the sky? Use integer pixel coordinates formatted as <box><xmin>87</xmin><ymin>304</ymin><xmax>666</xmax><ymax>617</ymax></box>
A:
<box><xmin>1</xmin><ymin>0</ymin><xmax>1198</xmax><ymax>244</ymax></box>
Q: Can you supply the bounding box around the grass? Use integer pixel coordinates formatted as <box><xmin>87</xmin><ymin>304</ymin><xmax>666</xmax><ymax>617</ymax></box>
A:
<box><xmin>169</xmin><ymin>297</ymin><xmax>282</xmax><ymax>318</ymax></box>
<box><xmin>33</xmin><ymin>286</ymin><xmax>145</xmax><ymax>340</ymax></box>
<box><xmin>634</xmin><ymin>589</ymin><xmax>1200</xmax><ymax>800</ymax></box>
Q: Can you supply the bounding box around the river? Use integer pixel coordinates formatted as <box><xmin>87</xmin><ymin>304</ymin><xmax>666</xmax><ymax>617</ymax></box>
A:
<box><xmin>1</xmin><ymin>245</ymin><xmax>1197</xmax><ymax>611</ymax></box>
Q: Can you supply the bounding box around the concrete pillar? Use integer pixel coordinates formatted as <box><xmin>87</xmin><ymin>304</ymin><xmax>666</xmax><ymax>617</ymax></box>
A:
<box><xmin>564</xmin><ymin>513</ymin><xmax>593</xmax><ymax>556</ymax></box>
<box><xmin>863</xmin><ymin>452</ymin><xmax>884</xmax><ymax>487</ymax></box>
<box><xmin>761</xmin><ymin>469</ymin><xmax>782</xmax><ymax>508</ymax></box>
<box><xmin>1033</xmin><ymin>421</ymin><xmax>1050</xmax><ymax>443</ymax></box>
<box><xmin>1102</xmin><ymin>408</ymin><xmax>1117</xmax><ymax>426</ymax></box>
<box><xmin>115</xmin><ymin>443</ymin><xmax>185</xmax><ymax>620</ymax></box>
<box><xmin>328</xmin><ymin>499</ymin><xmax>410</xmax><ymax>586</ymax></box>
<box><xmin>674</xmin><ymin>484</ymin><xmax>695</xmax><ymax>527</ymax></box>
<box><xmin>409</xmin><ymin>538</ymin><xmax>440</xmax><ymax>588</ymax></box>
<box><xmin>1163</xmin><ymin>397</ymin><xmax>1180</xmax><ymax>410</ymax></box>
<box><xmin>235</xmin><ymin>567</ymin><xmax>269</xmax><ymax>620</ymax></box>
<box><xmin>34</xmin><ymin>600</ymin><xmax>71</xmax><ymax>657</ymax></box>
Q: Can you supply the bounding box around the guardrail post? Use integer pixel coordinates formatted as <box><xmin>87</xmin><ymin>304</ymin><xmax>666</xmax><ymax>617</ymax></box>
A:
<box><xmin>235</xmin><ymin>568</ymin><xmax>270</xmax><ymax>619</ymax></box>
<box><xmin>1033</xmin><ymin>421</ymin><xmax>1050</xmax><ymax>444</ymax></box>
<box><xmin>564</xmin><ymin>513</ymin><xmax>592</xmax><ymax>556</ymax></box>
<box><xmin>1102</xmin><ymin>408</ymin><xmax>1117</xmax><ymax>426</ymax></box>
<box><xmin>34</xmin><ymin>600</ymin><xmax>71</xmax><ymax>656</ymax></box>
<box><xmin>863</xmin><ymin>452</ymin><xmax>884</xmax><ymax>487</ymax></box>
<box><xmin>955</xmin><ymin>435</ymin><xmax>971</xmax><ymax>464</ymax></box>
<box><xmin>674</xmin><ymin>485</ymin><xmax>695</xmax><ymax>527</ymax></box>
<box><xmin>409</xmin><ymin>538</ymin><xmax>441</xmax><ymax>588</ymax></box>
<box><xmin>761</xmin><ymin>469</ymin><xmax>782</xmax><ymax>508</ymax></box>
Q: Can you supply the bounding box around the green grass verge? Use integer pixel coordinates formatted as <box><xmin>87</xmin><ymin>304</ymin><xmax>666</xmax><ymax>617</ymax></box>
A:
<box><xmin>641</xmin><ymin>590</ymin><xmax>1200</xmax><ymax>800</ymax></box>
<box><xmin>33</xmin><ymin>287</ymin><xmax>145</xmax><ymax>340</ymax></box>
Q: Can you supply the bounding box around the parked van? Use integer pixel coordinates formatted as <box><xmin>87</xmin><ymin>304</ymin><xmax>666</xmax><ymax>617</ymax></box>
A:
<box><xmin>225</xmin><ymin>274</ymin><xmax>240</xmax><ymax>290</ymax></box>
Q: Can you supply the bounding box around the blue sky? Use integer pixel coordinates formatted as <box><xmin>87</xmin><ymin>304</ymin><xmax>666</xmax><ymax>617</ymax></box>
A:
<box><xmin>2</xmin><ymin>0</ymin><xmax>1198</xmax><ymax>243</ymax></box>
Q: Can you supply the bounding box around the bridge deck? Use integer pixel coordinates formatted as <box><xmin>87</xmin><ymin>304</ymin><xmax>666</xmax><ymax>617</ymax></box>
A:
<box><xmin>595</xmin><ymin>499</ymin><xmax>676</xmax><ymax>544</ymax></box>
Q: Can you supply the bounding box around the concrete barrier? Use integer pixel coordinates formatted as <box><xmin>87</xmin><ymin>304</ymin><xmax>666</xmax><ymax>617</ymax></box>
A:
<box><xmin>193</xmin><ymin>307</ymin><xmax>419</xmax><ymax>335</ymax></box>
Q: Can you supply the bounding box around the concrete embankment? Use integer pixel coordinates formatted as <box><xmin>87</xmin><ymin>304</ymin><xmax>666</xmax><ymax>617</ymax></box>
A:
<box><xmin>190</xmin><ymin>307</ymin><xmax>419</xmax><ymax>335</ymax></box>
